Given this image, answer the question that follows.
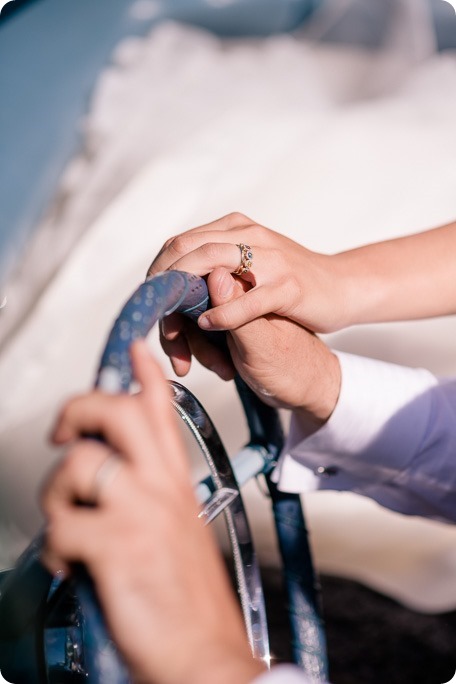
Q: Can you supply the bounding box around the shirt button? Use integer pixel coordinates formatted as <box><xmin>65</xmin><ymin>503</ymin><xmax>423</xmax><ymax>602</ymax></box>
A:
<box><xmin>316</xmin><ymin>465</ymin><xmax>338</xmax><ymax>477</ymax></box>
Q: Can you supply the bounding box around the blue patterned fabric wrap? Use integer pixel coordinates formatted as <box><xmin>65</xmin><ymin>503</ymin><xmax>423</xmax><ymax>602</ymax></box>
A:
<box><xmin>97</xmin><ymin>271</ymin><xmax>209</xmax><ymax>391</ymax></box>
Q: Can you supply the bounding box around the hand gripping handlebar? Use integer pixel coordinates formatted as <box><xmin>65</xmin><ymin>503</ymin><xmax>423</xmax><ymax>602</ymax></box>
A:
<box><xmin>0</xmin><ymin>271</ymin><xmax>328</xmax><ymax>683</ymax></box>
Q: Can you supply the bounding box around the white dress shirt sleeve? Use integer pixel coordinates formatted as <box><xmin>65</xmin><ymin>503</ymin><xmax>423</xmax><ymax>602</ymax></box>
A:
<box><xmin>273</xmin><ymin>351</ymin><xmax>456</xmax><ymax>523</ymax></box>
<box><xmin>253</xmin><ymin>664</ymin><xmax>321</xmax><ymax>683</ymax></box>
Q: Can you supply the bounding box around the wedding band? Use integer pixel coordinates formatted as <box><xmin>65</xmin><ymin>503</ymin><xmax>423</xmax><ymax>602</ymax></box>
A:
<box><xmin>233</xmin><ymin>244</ymin><xmax>253</xmax><ymax>276</ymax></box>
<box><xmin>89</xmin><ymin>453</ymin><xmax>122</xmax><ymax>505</ymax></box>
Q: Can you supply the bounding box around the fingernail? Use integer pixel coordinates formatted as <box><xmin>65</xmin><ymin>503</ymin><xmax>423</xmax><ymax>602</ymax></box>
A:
<box><xmin>199</xmin><ymin>315</ymin><xmax>212</xmax><ymax>330</ymax></box>
<box><xmin>218</xmin><ymin>271</ymin><xmax>234</xmax><ymax>299</ymax></box>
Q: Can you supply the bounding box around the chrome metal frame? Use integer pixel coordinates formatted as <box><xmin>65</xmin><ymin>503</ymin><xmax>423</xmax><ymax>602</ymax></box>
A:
<box><xmin>170</xmin><ymin>381</ymin><xmax>271</xmax><ymax>666</ymax></box>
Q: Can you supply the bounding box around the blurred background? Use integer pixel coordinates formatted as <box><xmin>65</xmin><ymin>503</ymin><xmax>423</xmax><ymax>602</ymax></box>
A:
<box><xmin>1</xmin><ymin>1</ymin><xmax>456</xmax><ymax>681</ymax></box>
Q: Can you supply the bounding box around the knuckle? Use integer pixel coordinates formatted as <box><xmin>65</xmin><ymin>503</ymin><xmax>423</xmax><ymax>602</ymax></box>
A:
<box><xmin>287</xmin><ymin>273</ymin><xmax>301</xmax><ymax>294</ymax></box>
<box><xmin>163</xmin><ymin>235</ymin><xmax>176</xmax><ymax>250</ymax></box>
<box><xmin>227</xmin><ymin>211</ymin><xmax>248</xmax><ymax>224</ymax></box>
<box><xmin>201</xmin><ymin>241</ymin><xmax>221</xmax><ymax>261</ymax></box>
<box><xmin>169</xmin><ymin>234</ymin><xmax>194</xmax><ymax>257</ymax></box>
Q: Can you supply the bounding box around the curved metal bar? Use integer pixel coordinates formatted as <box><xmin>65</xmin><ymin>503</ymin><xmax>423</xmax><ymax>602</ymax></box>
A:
<box><xmin>266</xmin><ymin>479</ymin><xmax>328</xmax><ymax>681</ymax></box>
<box><xmin>170</xmin><ymin>381</ymin><xmax>270</xmax><ymax>665</ymax></box>
<box><xmin>234</xmin><ymin>375</ymin><xmax>328</xmax><ymax>679</ymax></box>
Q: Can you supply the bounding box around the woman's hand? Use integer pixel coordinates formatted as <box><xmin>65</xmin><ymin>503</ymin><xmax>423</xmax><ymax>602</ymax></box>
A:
<box><xmin>149</xmin><ymin>213</ymin><xmax>342</xmax><ymax>427</ymax></box>
<box><xmin>41</xmin><ymin>341</ymin><xmax>265</xmax><ymax>684</ymax></box>
<box><xmin>151</xmin><ymin>213</ymin><xmax>456</xmax><ymax>328</ymax></box>
<box><xmin>148</xmin><ymin>212</ymin><xmax>350</xmax><ymax>334</ymax></box>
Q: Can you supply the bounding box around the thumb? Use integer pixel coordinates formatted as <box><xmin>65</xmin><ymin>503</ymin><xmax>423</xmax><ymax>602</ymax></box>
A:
<box><xmin>205</xmin><ymin>268</ymin><xmax>268</xmax><ymax>362</ymax></box>
<box><xmin>206</xmin><ymin>267</ymin><xmax>246</xmax><ymax>309</ymax></box>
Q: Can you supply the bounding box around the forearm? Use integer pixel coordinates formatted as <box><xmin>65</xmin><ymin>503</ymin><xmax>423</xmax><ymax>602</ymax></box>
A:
<box><xmin>335</xmin><ymin>221</ymin><xmax>456</xmax><ymax>325</ymax></box>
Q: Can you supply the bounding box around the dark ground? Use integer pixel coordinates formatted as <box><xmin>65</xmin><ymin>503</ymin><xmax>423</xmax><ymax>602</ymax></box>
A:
<box><xmin>261</xmin><ymin>569</ymin><xmax>456</xmax><ymax>684</ymax></box>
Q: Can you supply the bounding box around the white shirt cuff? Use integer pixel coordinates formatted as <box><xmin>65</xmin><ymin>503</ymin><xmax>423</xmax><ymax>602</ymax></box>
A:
<box><xmin>253</xmin><ymin>664</ymin><xmax>317</xmax><ymax>684</ymax></box>
<box><xmin>272</xmin><ymin>352</ymin><xmax>456</xmax><ymax>521</ymax></box>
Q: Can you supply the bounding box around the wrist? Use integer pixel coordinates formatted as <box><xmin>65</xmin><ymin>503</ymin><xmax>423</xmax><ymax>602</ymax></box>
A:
<box><xmin>293</xmin><ymin>346</ymin><xmax>341</xmax><ymax>435</ymax></box>
<box><xmin>328</xmin><ymin>251</ymin><xmax>361</xmax><ymax>329</ymax></box>
<box><xmin>298</xmin><ymin>252</ymin><xmax>355</xmax><ymax>333</ymax></box>
<box><xmin>333</xmin><ymin>246</ymin><xmax>390</xmax><ymax>327</ymax></box>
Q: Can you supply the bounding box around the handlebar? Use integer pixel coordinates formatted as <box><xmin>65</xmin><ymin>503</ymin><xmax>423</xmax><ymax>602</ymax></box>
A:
<box><xmin>0</xmin><ymin>270</ymin><xmax>328</xmax><ymax>683</ymax></box>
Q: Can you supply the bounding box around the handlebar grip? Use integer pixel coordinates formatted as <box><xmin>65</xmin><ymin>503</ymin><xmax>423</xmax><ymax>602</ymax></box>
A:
<box><xmin>97</xmin><ymin>271</ymin><xmax>209</xmax><ymax>391</ymax></box>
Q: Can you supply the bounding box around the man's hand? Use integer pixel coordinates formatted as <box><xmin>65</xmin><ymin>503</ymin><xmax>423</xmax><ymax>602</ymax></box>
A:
<box><xmin>41</xmin><ymin>341</ymin><xmax>265</xmax><ymax>684</ymax></box>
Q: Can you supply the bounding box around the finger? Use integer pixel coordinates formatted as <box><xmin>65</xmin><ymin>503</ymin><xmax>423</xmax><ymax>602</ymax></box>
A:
<box><xmin>160</xmin><ymin>328</ymin><xmax>192</xmax><ymax>377</ymax></box>
<box><xmin>148</xmin><ymin>212</ymin><xmax>254</xmax><ymax>274</ymax></box>
<box><xmin>44</xmin><ymin>509</ymin><xmax>106</xmax><ymax>568</ymax></box>
<box><xmin>198</xmin><ymin>282</ymin><xmax>285</xmax><ymax>331</ymax></box>
<box><xmin>183</xmin><ymin>323</ymin><xmax>235</xmax><ymax>381</ymax></box>
<box><xmin>129</xmin><ymin>341</ymin><xmax>192</xmax><ymax>479</ymax></box>
<box><xmin>167</xmin><ymin>243</ymin><xmax>259</xmax><ymax>288</ymax></box>
<box><xmin>203</xmin><ymin>269</ymin><xmax>280</xmax><ymax>367</ymax></box>
<box><xmin>130</xmin><ymin>340</ymin><xmax>173</xmax><ymax>409</ymax></box>
<box><xmin>162</xmin><ymin>315</ymin><xmax>233</xmax><ymax>380</ymax></box>
<box><xmin>161</xmin><ymin>313</ymin><xmax>184</xmax><ymax>342</ymax></box>
<box><xmin>168</xmin><ymin>242</ymin><xmax>244</xmax><ymax>277</ymax></box>
<box><xmin>41</xmin><ymin>440</ymin><xmax>122</xmax><ymax>515</ymax></box>
<box><xmin>149</xmin><ymin>233</ymin><xmax>245</xmax><ymax>276</ymax></box>
<box><xmin>161</xmin><ymin>293</ymin><xmax>235</xmax><ymax>380</ymax></box>
<box><xmin>173</xmin><ymin>211</ymin><xmax>254</xmax><ymax>237</ymax></box>
<box><xmin>51</xmin><ymin>391</ymin><xmax>167</xmax><ymax>474</ymax></box>
<box><xmin>198</xmin><ymin>266</ymin><xmax>266</xmax><ymax>330</ymax></box>
<box><xmin>205</xmin><ymin>268</ymin><xmax>247</xmax><ymax>307</ymax></box>
<box><xmin>161</xmin><ymin>213</ymin><xmax>254</xmax><ymax>253</ymax></box>
<box><xmin>160</xmin><ymin>315</ymin><xmax>192</xmax><ymax>377</ymax></box>
<box><xmin>147</xmin><ymin>221</ymin><xmax>257</xmax><ymax>276</ymax></box>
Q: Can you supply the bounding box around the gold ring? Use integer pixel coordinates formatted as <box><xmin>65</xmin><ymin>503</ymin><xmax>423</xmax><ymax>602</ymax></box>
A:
<box><xmin>233</xmin><ymin>244</ymin><xmax>253</xmax><ymax>276</ymax></box>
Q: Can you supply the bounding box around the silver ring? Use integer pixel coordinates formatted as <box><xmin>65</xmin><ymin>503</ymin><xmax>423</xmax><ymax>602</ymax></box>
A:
<box><xmin>233</xmin><ymin>243</ymin><xmax>253</xmax><ymax>276</ymax></box>
<box><xmin>90</xmin><ymin>453</ymin><xmax>122</xmax><ymax>505</ymax></box>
